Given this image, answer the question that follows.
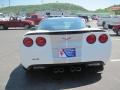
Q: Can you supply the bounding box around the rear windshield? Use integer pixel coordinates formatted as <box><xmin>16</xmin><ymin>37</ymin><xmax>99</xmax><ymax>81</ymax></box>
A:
<box><xmin>38</xmin><ymin>17</ymin><xmax>86</xmax><ymax>30</ymax></box>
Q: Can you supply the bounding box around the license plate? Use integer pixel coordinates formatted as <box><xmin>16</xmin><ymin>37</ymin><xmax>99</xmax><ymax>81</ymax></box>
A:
<box><xmin>58</xmin><ymin>48</ymin><xmax>76</xmax><ymax>58</ymax></box>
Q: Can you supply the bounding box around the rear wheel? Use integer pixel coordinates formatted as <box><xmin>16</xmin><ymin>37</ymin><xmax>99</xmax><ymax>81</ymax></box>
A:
<box><xmin>0</xmin><ymin>25</ymin><xmax>8</xmax><ymax>30</ymax></box>
<box><xmin>108</xmin><ymin>25</ymin><xmax>113</xmax><ymax>29</ymax></box>
<box><xmin>116</xmin><ymin>29</ymin><xmax>120</xmax><ymax>36</ymax></box>
<box><xmin>24</xmin><ymin>25</ymin><xmax>30</xmax><ymax>29</ymax></box>
<box><xmin>22</xmin><ymin>66</ymin><xmax>34</xmax><ymax>73</ymax></box>
<box><xmin>4</xmin><ymin>26</ymin><xmax>8</xmax><ymax>30</ymax></box>
<box><xmin>0</xmin><ymin>25</ymin><xmax>5</xmax><ymax>30</ymax></box>
<box><xmin>113</xmin><ymin>28</ymin><xmax>120</xmax><ymax>36</ymax></box>
<box><xmin>102</xmin><ymin>21</ymin><xmax>106</xmax><ymax>29</ymax></box>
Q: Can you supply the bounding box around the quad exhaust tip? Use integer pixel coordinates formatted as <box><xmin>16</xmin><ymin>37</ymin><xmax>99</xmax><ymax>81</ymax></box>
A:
<box><xmin>53</xmin><ymin>68</ymin><xmax>64</xmax><ymax>74</ymax></box>
<box><xmin>70</xmin><ymin>67</ymin><xmax>76</xmax><ymax>72</ymax></box>
<box><xmin>59</xmin><ymin>68</ymin><xmax>64</xmax><ymax>73</ymax></box>
<box><xmin>53</xmin><ymin>68</ymin><xmax>59</xmax><ymax>74</ymax></box>
<box><xmin>53</xmin><ymin>67</ymin><xmax>82</xmax><ymax>73</ymax></box>
<box><xmin>70</xmin><ymin>67</ymin><xmax>81</xmax><ymax>72</ymax></box>
<box><xmin>76</xmin><ymin>67</ymin><xmax>81</xmax><ymax>72</ymax></box>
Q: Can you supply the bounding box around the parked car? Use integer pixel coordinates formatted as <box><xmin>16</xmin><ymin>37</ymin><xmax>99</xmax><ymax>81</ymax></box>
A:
<box><xmin>98</xmin><ymin>15</ymin><xmax>120</xmax><ymax>29</ymax></box>
<box><xmin>25</xmin><ymin>14</ymin><xmax>43</xmax><ymax>25</ymax></box>
<box><xmin>97</xmin><ymin>16</ymin><xmax>112</xmax><ymax>26</ymax></box>
<box><xmin>107</xmin><ymin>16</ymin><xmax>120</xmax><ymax>29</ymax></box>
<box><xmin>78</xmin><ymin>15</ymin><xmax>89</xmax><ymax>22</ymax></box>
<box><xmin>0</xmin><ymin>16</ymin><xmax>35</xmax><ymax>30</ymax></box>
<box><xmin>91</xmin><ymin>15</ymin><xmax>99</xmax><ymax>20</ymax></box>
<box><xmin>113</xmin><ymin>25</ymin><xmax>120</xmax><ymax>35</ymax></box>
<box><xmin>20</xmin><ymin>17</ymin><xmax>111</xmax><ymax>73</ymax></box>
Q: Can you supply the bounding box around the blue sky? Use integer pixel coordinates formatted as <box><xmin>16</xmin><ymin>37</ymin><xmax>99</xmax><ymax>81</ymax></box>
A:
<box><xmin>0</xmin><ymin>0</ymin><xmax>120</xmax><ymax>10</ymax></box>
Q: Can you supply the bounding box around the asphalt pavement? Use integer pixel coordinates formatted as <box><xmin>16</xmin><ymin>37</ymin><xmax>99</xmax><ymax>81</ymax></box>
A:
<box><xmin>0</xmin><ymin>21</ymin><xmax>120</xmax><ymax>90</ymax></box>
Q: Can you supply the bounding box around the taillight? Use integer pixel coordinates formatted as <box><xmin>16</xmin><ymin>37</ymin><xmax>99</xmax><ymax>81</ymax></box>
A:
<box><xmin>86</xmin><ymin>34</ymin><xmax>96</xmax><ymax>44</ymax></box>
<box><xmin>36</xmin><ymin>37</ymin><xmax>46</xmax><ymax>46</ymax></box>
<box><xmin>99</xmin><ymin>34</ymin><xmax>108</xmax><ymax>43</ymax></box>
<box><xmin>23</xmin><ymin>37</ymin><xmax>33</xmax><ymax>47</ymax></box>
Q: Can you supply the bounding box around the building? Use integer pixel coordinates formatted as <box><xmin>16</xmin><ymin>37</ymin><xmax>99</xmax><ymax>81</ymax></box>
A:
<box><xmin>111</xmin><ymin>6</ymin><xmax>120</xmax><ymax>15</ymax></box>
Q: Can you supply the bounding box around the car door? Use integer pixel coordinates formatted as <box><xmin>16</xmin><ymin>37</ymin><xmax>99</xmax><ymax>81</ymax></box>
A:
<box><xmin>8</xmin><ymin>17</ymin><xmax>22</xmax><ymax>27</ymax></box>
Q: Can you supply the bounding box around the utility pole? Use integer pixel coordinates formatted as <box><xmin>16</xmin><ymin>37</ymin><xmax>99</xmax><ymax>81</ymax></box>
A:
<box><xmin>56</xmin><ymin>1</ymin><xmax>59</xmax><ymax>3</ymax></box>
<box><xmin>9</xmin><ymin>0</ymin><xmax>10</xmax><ymax>7</ymax></box>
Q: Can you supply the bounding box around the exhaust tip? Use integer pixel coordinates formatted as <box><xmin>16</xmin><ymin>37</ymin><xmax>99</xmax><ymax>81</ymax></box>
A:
<box><xmin>53</xmin><ymin>68</ymin><xmax>59</xmax><ymax>74</ymax></box>
<box><xmin>59</xmin><ymin>68</ymin><xmax>64</xmax><ymax>73</ymax></box>
<box><xmin>53</xmin><ymin>68</ymin><xmax>64</xmax><ymax>74</ymax></box>
<box><xmin>76</xmin><ymin>67</ymin><xmax>81</xmax><ymax>72</ymax></box>
<box><xmin>70</xmin><ymin>67</ymin><xmax>75</xmax><ymax>72</ymax></box>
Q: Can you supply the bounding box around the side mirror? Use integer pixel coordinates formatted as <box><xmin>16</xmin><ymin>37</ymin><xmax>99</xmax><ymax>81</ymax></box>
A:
<box><xmin>30</xmin><ymin>26</ymin><xmax>37</xmax><ymax>30</ymax></box>
<box><xmin>87</xmin><ymin>25</ymin><xmax>91</xmax><ymax>28</ymax></box>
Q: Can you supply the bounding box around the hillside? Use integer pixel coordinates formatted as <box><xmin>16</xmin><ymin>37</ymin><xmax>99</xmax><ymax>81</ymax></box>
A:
<box><xmin>95</xmin><ymin>5</ymin><xmax>120</xmax><ymax>14</ymax></box>
<box><xmin>0</xmin><ymin>3</ymin><xmax>88</xmax><ymax>14</ymax></box>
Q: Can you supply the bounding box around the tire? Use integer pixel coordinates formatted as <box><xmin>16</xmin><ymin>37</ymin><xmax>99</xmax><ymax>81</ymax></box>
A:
<box><xmin>108</xmin><ymin>25</ymin><xmax>113</xmax><ymax>29</ymax></box>
<box><xmin>116</xmin><ymin>31</ymin><xmax>119</xmax><ymax>36</ymax></box>
<box><xmin>0</xmin><ymin>25</ymin><xmax>7</xmax><ymax>30</ymax></box>
<box><xmin>116</xmin><ymin>30</ymin><xmax>120</xmax><ymax>36</ymax></box>
<box><xmin>4</xmin><ymin>26</ymin><xmax>8</xmax><ymax>30</ymax></box>
<box><xmin>102</xmin><ymin>21</ymin><xmax>106</xmax><ymax>29</ymax></box>
<box><xmin>95</xmin><ymin>65</ymin><xmax>104</xmax><ymax>72</ymax></box>
<box><xmin>24</xmin><ymin>25</ymin><xmax>30</xmax><ymax>29</ymax></box>
<box><xmin>22</xmin><ymin>66</ymin><xmax>34</xmax><ymax>73</ymax></box>
<box><xmin>113</xmin><ymin>28</ymin><xmax>120</xmax><ymax>36</ymax></box>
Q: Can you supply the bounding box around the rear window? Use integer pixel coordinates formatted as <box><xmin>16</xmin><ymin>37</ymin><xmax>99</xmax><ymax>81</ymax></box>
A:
<box><xmin>38</xmin><ymin>17</ymin><xmax>86</xmax><ymax>30</ymax></box>
<box><xmin>31</xmin><ymin>15</ymin><xmax>37</xmax><ymax>18</ymax></box>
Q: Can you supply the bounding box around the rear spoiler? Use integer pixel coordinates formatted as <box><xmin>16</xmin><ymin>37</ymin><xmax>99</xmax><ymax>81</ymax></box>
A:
<box><xmin>25</xmin><ymin>30</ymin><xmax>105</xmax><ymax>36</ymax></box>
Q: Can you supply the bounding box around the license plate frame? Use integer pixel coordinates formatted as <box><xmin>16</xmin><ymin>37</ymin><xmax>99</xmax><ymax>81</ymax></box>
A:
<box><xmin>58</xmin><ymin>48</ymin><xmax>76</xmax><ymax>58</ymax></box>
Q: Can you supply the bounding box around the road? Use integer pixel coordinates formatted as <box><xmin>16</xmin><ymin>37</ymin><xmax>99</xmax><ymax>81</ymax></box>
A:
<box><xmin>0</xmin><ymin>22</ymin><xmax>120</xmax><ymax>90</ymax></box>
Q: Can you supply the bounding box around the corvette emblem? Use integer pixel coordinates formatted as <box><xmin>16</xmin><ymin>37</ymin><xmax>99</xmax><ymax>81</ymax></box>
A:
<box><xmin>62</xmin><ymin>37</ymin><xmax>71</xmax><ymax>40</ymax></box>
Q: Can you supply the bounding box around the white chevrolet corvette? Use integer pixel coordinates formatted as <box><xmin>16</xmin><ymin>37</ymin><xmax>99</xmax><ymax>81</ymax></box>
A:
<box><xmin>20</xmin><ymin>17</ymin><xmax>111</xmax><ymax>73</ymax></box>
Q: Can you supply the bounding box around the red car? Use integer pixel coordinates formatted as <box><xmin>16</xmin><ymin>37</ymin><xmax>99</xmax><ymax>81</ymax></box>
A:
<box><xmin>25</xmin><ymin>14</ymin><xmax>43</xmax><ymax>25</ymax></box>
<box><xmin>0</xmin><ymin>17</ymin><xmax>35</xmax><ymax>30</ymax></box>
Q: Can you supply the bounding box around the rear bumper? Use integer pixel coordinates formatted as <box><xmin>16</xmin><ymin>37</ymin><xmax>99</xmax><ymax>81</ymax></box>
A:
<box><xmin>26</xmin><ymin>61</ymin><xmax>104</xmax><ymax>69</ymax></box>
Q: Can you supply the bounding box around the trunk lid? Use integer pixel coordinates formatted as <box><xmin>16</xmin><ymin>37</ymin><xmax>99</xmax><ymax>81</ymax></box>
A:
<box><xmin>51</xmin><ymin>33</ymin><xmax>83</xmax><ymax>58</ymax></box>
